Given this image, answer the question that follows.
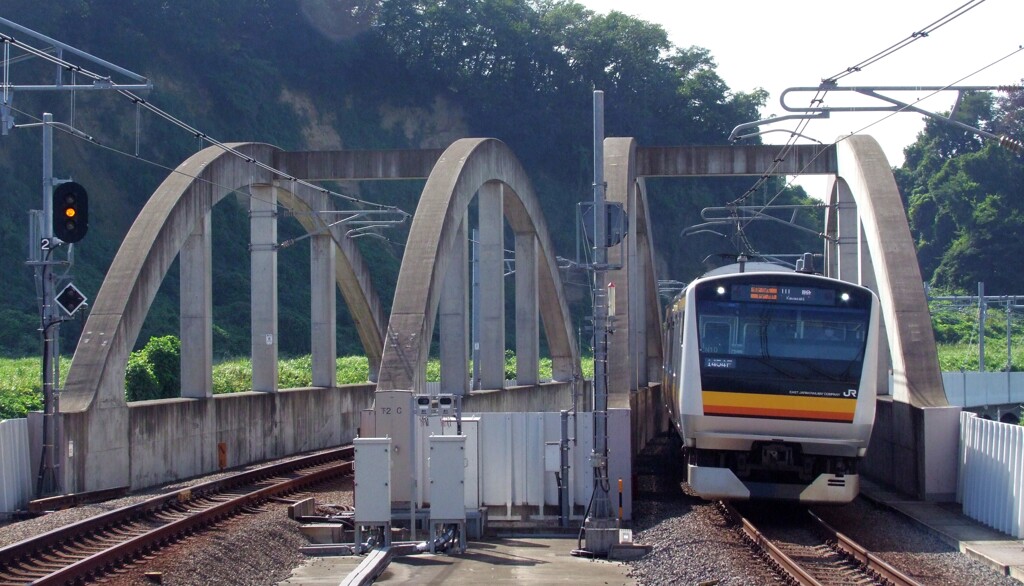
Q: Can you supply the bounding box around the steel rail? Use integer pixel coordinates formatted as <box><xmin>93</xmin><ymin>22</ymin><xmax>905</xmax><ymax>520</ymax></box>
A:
<box><xmin>723</xmin><ymin>502</ymin><xmax>924</xmax><ymax>586</ymax></box>
<box><xmin>721</xmin><ymin>502</ymin><xmax>824</xmax><ymax>586</ymax></box>
<box><xmin>808</xmin><ymin>509</ymin><xmax>921</xmax><ymax>586</ymax></box>
<box><xmin>0</xmin><ymin>445</ymin><xmax>353</xmax><ymax>585</ymax></box>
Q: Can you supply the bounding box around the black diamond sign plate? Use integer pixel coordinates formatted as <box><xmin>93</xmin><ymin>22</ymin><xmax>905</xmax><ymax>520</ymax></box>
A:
<box><xmin>55</xmin><ymin>283</ymin><xmax>87</xmax><ymax>316</ymax></box>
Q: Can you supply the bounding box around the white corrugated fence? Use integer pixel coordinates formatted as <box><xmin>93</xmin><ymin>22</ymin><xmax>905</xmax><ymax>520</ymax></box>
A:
<box><xmin>958</xmin><ymin>411</ymin><xmax>1024</xmax><ymax>538</ymax></box>
<box><xmin>0</xmin><ymin>418</ymin><xmax>33</xmax><ymax>516</ymax></box>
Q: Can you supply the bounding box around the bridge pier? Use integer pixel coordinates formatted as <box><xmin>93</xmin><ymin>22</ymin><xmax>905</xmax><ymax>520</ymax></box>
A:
<box><xmin>440</xmin><ymin>215</ymin><xmax>470</xmax><ymax>395</ymax></box>
<box><xmin>180</xmin><ymin>209</ymin><xmax>213</xmax><ymax>398</ymax></box>
<box><xmin>478</xmin><ymin>181</ymin><xmax>505</xmax><ymax>389</ymax></box>
<box><xmin>250</xmin><ymin>183</ymin><xmax>279</xmax><ymax>393</ymax></box>
<box><xmin>514</xmin><ymin>233</ymin><xmax>539</xmax><ymax>386</ymax></box>
<box><xmin>310</xmin><ymin>186</ymin><xmax>337</xmax><ymax>388</ymax></box>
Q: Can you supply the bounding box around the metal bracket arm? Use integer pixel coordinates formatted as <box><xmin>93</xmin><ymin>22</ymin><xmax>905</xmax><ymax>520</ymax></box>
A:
<box><xmin>730</xmin><ymin>84</ymin><xmax>1023</xmax><ymax>150</ymax></box>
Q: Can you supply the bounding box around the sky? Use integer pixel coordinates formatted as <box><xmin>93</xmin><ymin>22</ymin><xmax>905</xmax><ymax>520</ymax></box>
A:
<box><xmin>576</xmin><ymin>0</ymin><xmax>1023</xmax><ymax>197</ymax></box>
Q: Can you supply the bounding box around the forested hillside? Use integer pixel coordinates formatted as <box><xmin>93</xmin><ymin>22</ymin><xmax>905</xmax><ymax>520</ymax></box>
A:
<box><xmin>897</xmin><ymin>90</ymin><xmax>1024</xmax><ymax>294</ymax></box>
<box><xmin>6</xmin><ymin>0</ymin><xmax>994</xmax><ymax>362</ymax></box>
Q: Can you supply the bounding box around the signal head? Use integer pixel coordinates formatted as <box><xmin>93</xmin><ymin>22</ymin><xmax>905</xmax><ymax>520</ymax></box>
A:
<box><xmin>52</xmin><ymin>182</ymin><xmax>88</xmax><ymax>243</ymax></box>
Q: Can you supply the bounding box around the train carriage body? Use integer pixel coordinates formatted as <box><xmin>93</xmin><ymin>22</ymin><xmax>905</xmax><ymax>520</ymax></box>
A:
<box><xmin>663</xmin><ymin>262</ymin><xmax>880</xmax><ymax>503</ymax></box>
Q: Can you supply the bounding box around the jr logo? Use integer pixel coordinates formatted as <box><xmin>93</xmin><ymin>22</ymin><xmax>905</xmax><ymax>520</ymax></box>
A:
<box><xmin>843</xmin><ymin>389</ymin><xmax>858</xmax><ymax>398</ymax></box>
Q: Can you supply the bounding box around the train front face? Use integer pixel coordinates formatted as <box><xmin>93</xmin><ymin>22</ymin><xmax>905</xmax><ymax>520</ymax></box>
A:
<box><xmin>677</xmin><ymin>271</ymin><xmax>879</xmax><ymax>504</ymax></box>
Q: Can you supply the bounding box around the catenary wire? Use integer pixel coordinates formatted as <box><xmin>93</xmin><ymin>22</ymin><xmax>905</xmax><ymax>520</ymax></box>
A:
<box><xmin>0</xmin><ymin>31</ymin><xmax>408</xmax><ymax>217</ymax></box>
<box><xmin>740</xmin><ymin>43</ymin><xmax>1024</xmax><ymax>234</ymax></box>
<box><xmin>729</xmin><ymin>1</ymin><xmax>1004</xmax><ymax>254</ymax></box>
<box><xmin>821</xmin><ymin>0</ymin><xmax>988</xmax><ymax>85</ymax></box>
<box><xmin>8</xmin><ymin>102</ymin><xmax>413</xmax><ymax>243</ymax></box>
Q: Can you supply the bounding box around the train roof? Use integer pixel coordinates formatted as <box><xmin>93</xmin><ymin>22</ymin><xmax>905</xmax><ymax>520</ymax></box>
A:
<box><xmin>701</xmin><ymin>261</ymin><xmax>802</xmax><ymax>277</ymax></box>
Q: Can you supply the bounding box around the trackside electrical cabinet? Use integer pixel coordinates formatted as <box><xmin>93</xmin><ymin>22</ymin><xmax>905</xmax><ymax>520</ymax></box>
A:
<box><xmin>372</xmin><ymin>390</ymin><xmax>415</xmax><ymax>503</ymax></box>
<box><xmin>428</xmin><ymin>434</ymin><xmax>466</xmax><ymax>521</ymax></box>
<box><xmin>353</xmin><ymin>437</ymin><xmax>391</xmax><ymax>525</ymax></box>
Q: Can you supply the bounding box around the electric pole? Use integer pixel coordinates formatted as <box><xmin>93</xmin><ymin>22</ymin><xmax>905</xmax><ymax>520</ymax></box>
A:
<box><xmin>1</xmin><ymin>17</ymin><xmax>151</xmax><ymax>496</ymax></box>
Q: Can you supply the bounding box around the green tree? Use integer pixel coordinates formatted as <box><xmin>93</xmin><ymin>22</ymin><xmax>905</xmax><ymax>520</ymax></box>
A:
<box><xmin>1</xmin><ymin>0</ymin><xmax>786</xmax><ymax>363</ymax></box>
<box><xmin>125</xmin><ymin>351</ymin><xmax>160</xmax><ymax>402</ymax></box>
<box><xmin>898</xmin><ymin>89</ymin><xmax>1024</xmax><ymax>293</ymax></box>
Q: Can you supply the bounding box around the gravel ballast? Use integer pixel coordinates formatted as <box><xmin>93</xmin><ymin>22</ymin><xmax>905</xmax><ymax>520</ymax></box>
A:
<box><xmin>3</xmin><ymin>437</ymin><xmax>1019</xmax><ymax>585</ymax></box>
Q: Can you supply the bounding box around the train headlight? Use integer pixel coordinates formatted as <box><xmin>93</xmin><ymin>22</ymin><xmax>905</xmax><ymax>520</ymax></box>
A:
<box><xmin>840</xmin><ymin>292</ymin><xmax>850</xmax><ymax>302</ymax></box>
<box><xmin>716</xmin><ymin>285</ymin><xmax>726</xmax><ymax>295</ymax></box>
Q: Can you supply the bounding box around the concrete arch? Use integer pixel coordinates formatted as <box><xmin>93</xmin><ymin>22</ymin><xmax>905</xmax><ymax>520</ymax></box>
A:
<box><xmin>604</xmin><ymin>137</ymin><xmax>664</xmax><ymax>401</ymax></box>
<box><xmin>834</xmin><ymin>135</ymin><xmax>946</xmax><ymax>407</ymax></box>
<box><xmin>275</xmin><ymin>181</ymin><xmax>387</xmax><ymax>373</ymax></box>
<box><xmin>60</xmin><ymin>142</ymin><xmax>387</xmax><ymax>490</ymax></box>
<box><xmin>378</xmin><ymin>138</ymin><xmax>579</xmax><ymax>392</ymax></box>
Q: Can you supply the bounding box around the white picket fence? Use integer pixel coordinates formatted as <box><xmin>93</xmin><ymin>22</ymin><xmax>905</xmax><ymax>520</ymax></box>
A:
<box><xmin>958</xmin><ymin>411</ymin><xmax>1024</xmax><ymax>537</ymax></box>
<box><xmin>0</xmin><ymin>418</ymin><xmax>33</xmax><ymax>517</ymax></box>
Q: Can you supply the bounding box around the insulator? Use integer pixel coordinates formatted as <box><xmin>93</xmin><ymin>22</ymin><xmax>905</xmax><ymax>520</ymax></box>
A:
<box><xmin>998</xmin><ymin>135</ymin><xmax>1024</xmax><ymax>154</ymax></box>
<box><xmin>997</xmin><ymin>85</ymin><xmax>1023</xmax><ymax>92</ymax></box>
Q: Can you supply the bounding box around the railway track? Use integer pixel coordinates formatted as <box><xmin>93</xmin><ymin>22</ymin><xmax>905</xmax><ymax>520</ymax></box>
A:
<box><xmin>722</xmin><ymin>501</ymin><xmax>922</xmax><ymax>586</ymax></box>
<box><xmin>0</xmin><ymin>446</ymin><xmax>354</xmax><ymax>585</ymax></box>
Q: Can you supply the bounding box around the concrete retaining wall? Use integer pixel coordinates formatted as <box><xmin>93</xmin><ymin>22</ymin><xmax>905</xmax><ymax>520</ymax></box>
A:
<box><xmin>863</xmin><ymin>397</ymin><xmax>961</xmax><ymax>501</ymax></box>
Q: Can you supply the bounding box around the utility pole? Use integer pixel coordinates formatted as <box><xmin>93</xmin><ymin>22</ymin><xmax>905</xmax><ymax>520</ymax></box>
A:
<box><xmin>583</xmin><ymin>90</ymin><xmax>617</xmax><ymax>555</ymax></box>
<box><xmin>1</xmin><ymin>18</ymin><xmax>151</xmax><ymax>496</ymax></box>
<box><xmin>979</xmin><ymin>282</ymin><xmax>986</xmax><ymax>372</ymax></box>
<box><xmin>37</xmin><ymin>112</ymin><xmax>60</xmax><ymax>496</ymax></box>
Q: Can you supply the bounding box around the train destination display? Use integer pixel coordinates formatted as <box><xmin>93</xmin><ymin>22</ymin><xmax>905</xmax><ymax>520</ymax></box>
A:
<box><xmin>731</xmin><ymin>284</ymin><xmax>836</xmax><ymax>305</ymax></box>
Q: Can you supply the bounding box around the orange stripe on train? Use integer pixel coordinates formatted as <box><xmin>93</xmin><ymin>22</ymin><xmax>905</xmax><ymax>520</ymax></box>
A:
<box><xmin>702</xmin><ymin>390</ymin><xmax>856</xmax><ymax>422</ymax></box>
<box><xmin>703</xmin><ymin>405</ymin><xmax>854</xmax><ymax>422</ymax></box>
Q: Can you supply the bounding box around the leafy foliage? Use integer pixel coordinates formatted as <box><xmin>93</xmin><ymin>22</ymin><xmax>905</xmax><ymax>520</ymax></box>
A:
<box><xmin>1</xmin><ymin>0</ymin><xmax>834</xmax><ymax>369</ymax></box>
<box><xmin>897</xmin><ymin>88</ymin><xmax>1024</xmax><ymax>294</ymax></box>
<box><xmin>0</xmin><ymin>357</ymin><xmax>67</xmax><ymax>419</ymax></box>
<box><xmin>212</xmin><ymin>358</ymin><xmax>253</xmax><ymax>395</ymax></box>
<box><xmin>125</xmin><ymin>352</ymin><xmax>160</xmax><ymax>402</ymax></box>
<box><xmin>145</xmin><ymin>335</ymin><xmax>182</xmax><ymax>398</ymax></box>
<box><xmin>0</xmin><ymin>357</ymin><xmax>45</xmax><ymax>419</ymax></box>
<box><xmin>125</xmin><ymin>335</ymin><xmax>180</xmax><ymax>401</ymax></box>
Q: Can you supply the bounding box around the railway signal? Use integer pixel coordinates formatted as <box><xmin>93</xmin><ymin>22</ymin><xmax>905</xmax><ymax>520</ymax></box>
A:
<box><xmin>55</xmin><ymin>282</ymin><xmax>88</xmax><ymax>316</ymax></box>
<box><xmin>53</xmin><ymin>181</ymin><xmax>88</xmax><ymax>243</ymax></box>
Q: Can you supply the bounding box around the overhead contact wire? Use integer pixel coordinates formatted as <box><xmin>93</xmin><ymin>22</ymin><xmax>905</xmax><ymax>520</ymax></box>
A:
<box><xmin>10</xmin><ymin>104</ymin><xmax>306</xmax><ymax>214</ymax></box>
<box><xmin>822</xmin><ymin>0</ymin><xmax>988</xmax><ymax>85</ymax></box>
<box><xmin>733</xmin><ymin>0</ymin><xmax>993</xmax><ymax>250</ymax></box>
<box><xmin>0</xmin><ymin>32</ymin><xmax>408</xmax><ymax>219</ymax></box>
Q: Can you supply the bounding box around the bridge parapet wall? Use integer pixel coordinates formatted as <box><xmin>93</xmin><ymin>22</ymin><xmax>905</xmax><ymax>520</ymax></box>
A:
<box><xmin>942</xmin><ymin>371</ymin><xmax>1024</xmax><ymax>414</ymax></box>
<box><xmin>462</xmin><ymin>381</ymin><xmax>591</xmax><ymax>413</ymax></box>
<box><xmin>126</xmin><ymin>384</ymin><xmax>374</xmax><ymax>491</ymax></box>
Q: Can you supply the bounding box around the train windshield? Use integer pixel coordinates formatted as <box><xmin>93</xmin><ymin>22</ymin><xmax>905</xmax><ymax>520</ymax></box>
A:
<box><xmin>694</xmin><ymin>275</ymin><xmax>873</xmax><ymax>398</ymax></box>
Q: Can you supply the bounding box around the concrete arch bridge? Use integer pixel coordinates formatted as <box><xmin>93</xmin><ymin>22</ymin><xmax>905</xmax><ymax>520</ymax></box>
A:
<box><xmin>53</xmin><ymin>135</ymin><xmax>952</xmax><ymax>500</ymax></box>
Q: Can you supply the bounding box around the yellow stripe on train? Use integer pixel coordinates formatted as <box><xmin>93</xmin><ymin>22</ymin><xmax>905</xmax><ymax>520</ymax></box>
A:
<box><xmin>701</xmin><ymin>390</ymin><xmax>856</xmax><ymax>422</ymax></box>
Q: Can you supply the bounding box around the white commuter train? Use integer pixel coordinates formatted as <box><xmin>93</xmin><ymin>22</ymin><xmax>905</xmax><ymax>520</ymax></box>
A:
<box><xmin>662</xmin><ymin>260</ymin><xmax>880</xmax><ymax>503</ymax></box>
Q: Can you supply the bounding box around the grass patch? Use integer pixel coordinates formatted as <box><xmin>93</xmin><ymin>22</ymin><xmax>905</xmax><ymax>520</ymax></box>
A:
<box><xmin>0</xmin><ymin>357</ymin><xmax>68</xmax><ymax>420</ymax></box>
<box><xmin>0</xmin><ymin>352</ymin><xmax>598</xmax><ymax>419</ymax></box>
